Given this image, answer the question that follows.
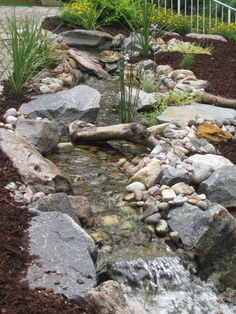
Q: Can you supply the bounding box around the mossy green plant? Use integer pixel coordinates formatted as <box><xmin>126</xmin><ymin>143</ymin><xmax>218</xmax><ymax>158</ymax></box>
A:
<box><xmin>180</xmin><ymin>53</ymin><xmax>195</xmax><ymax>69</ymax></box>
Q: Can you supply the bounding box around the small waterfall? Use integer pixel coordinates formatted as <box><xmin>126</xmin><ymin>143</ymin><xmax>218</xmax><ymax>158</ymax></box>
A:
<box><xmin>115</xmin><ymin>257</ymin><xmax>235</xmax><ymax>314</ymax></box>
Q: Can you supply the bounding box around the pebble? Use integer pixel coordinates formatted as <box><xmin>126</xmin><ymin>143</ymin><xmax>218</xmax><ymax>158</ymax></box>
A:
<box><xmin>4</xmin><ymin>123</ymin><xmax>14</xmax><ymax>130</ymax></box>
<box><xmin>3</xmin><ymin>108</ymin><xmax>18</xmax><ymax>119</ymax></box>
<box><xmin>197</xmin><ymin>200</ymin><xmax>208</xmax><ymax>210</ymax></box>
<box><xmin>148</xmin><ymin>186</ymin><xmax>161</xmax><ymax>196</ymax></box>
<box><xmin>141</xmin><ymin>205</ymin><xmax>159</xmax><ymax>221</ymax></box>
<box><xmin>157</xmin><ymin>202</ymin><xmax>169</xmax><ymax>211</ymax></box>
<box><xmin>161</xmin><ymin>189</ymin><xmax>176</xmax><ymax>202</ymax></box>
<box><xmin>173</xmin><ymin>195</ymin><xmax>188</xmax><ymax>205</ymax></box>
<box><xmin>57</xmin><ymin>142</ymin><xmax>74</xmax><ymax>153</ymax></box>
<box><xmin>32</xmin><ymin>192</ymin><xmax>46</xmax><ymax>201</ymax></box>
<box><xmin>171</xmin><ymin>182</ymin><xmax>194</xmax><ymax>195</ymax></box>
<box><xmin>123</xmin><ymin>193</ymin><xmax>135</xmax><ymax>202</ymax></box>
<box><xmin>169</xmin><ymin>231</ymin><xmax>180</xmax><ymax>244</ymax></box>
<box><xmin>134</xmin><ymin>190</ymin><xmax>143</xmax><ymax>201</ymax></box>
<box><xmin>144</xmin><ymin>213</ymin><xmax>161</xmax><ymax>225</ymax></box>
<box><xmin>5</xmin><ymin>182</ymin><xmax>17</xmax><ymax>190</ymax></box>
<box><xmin>144</xmin><ymin>196</ymin><xmax>158</xmax><ymax>209</ymax></box>
<box><xmin>126</xmin><ymin>181</ymin><xmax>146</xmax><ymax>193</ymax></box>
<box><xmin>155</xmin><ymin>219</ymin><xmax>169</xmax><ymax>236</ymax></box>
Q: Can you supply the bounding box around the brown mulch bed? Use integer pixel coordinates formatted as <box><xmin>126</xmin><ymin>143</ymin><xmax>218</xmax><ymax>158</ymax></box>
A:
<box><xmin>0</xmin><ymin>152</ymin><xmax>86</xmax><ymax>313</ymax></box>
<box><xmin>214</xmin><ymin>139</ymin><xmax>236</xmax><ymax>164</ymax></box>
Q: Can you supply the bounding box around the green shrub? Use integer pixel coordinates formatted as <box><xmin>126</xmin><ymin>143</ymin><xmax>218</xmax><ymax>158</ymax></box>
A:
<box><xmin>140</xmin><ymin>71</ymin><xmax>158</xmax><ymax>93</ymax></box>
<box><xmin>60</xmin><ymin>0</ymin><xmax>104</xmax><ymax>29</ymax></box>
<box><xmin>0</xmin><ymin>14</ymin><xmax>57</xmax><ymax>95</ymax></box>
<box><xmin>180</xmin><ymin>54</ymin><xmax>195</xmax><ymax>69</ymax></box>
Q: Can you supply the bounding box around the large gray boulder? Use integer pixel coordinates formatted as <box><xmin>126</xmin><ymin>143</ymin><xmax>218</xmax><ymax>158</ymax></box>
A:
<box><xmin>199</xmin><ymin>166</ymin><xmax>236</xmax><ymax>208</ymax></box>
<box><xmin>159</xmin><ymin>166</ymin><xmax>191</xmax><ymax>186</ymax></box>
<box><xmin>15</xmin><ymin>118</ymin><xmax>60</xmax><ymax>155</ymax></box>
<box><xmin>186</xmin><ymin>154</ymin><xmax>233</xmax><ymax>184</ymax></box>
<box><xmin>157</xmin><ymin>103</ymin><xmax>236</xmax><ymax>124</ymax></box>
<box><xmin>27</xmin><ymin>211</ymin><xmax>96</xmax><ymax>300</ymax></box>
<box><xmin>61</xmin><ymin>29</ymin><xmax>113</xmax><ymax>49</ymax></box>
<box><xmin>19</xmin><ymin>85</ymin><xmax>100</xmax><ymax>134</ymax></box>
<box><xmin>196</xmin><ymin>206</ymin><xmax>236</xmax><ymax>289</ymax></box>
<box><xmin>0</xmin><ymin>129</ymin><xmax>71</xmax><ymax>193</ymax></box>
<box><xmin>168</xmin><ymin>203</ymin><xmax>227</xmax><ymax>247</ymax></box>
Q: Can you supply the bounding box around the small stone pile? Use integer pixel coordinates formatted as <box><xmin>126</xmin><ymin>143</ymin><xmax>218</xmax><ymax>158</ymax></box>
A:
<box><xmin>118</xmin><ymin>116</ymin><xmax>236</xmax><ymax>243</ymax></box>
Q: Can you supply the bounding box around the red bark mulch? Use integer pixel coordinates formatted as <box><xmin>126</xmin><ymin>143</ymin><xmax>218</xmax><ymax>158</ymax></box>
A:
<box><xmin>215</xmin><ymin>139</ymin><xmax>236</xmax><ymax>164</ymax></box>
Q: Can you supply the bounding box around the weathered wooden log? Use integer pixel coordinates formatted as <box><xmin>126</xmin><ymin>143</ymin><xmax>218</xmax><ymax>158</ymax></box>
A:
<box><xmin>69</xmin><ymin>121</ymin><xmax>159</xmax><ymax>148</ymax></box>
<box><xmin>195</xmin><ymin>91</ymin><xmax>236</xmax><ymax>109</ymax></box>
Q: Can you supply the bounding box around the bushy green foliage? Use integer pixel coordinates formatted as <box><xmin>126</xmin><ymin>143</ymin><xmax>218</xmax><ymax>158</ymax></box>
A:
<box><xmin>60</xmin><ymin>0</ymin><xmax>104</xmax><ymax>29</ymax></box>
<box><xmin>180</xmin><ymin>54</ymin><xmax>195</xmax><ymax>69</ymax></box>
<box><xmin>0</xmin><ymin>14</ymin><xmax>57</xmax><ymax>95</ymax></box>
<box><xmin>160</xmin><ymin>41</ymin><xmax>212</xmax><ymax>54</ymax></box>
<box><xmin>140</xmin><ymin>71</ymin><xmax>158</xmax><ymax>93</ymax></box>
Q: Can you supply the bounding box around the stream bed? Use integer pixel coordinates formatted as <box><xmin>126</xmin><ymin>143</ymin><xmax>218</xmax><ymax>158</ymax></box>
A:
<box><xmin>49</xmin><ymin>144</ymin><xmax>236</xmax><ymax>314</ymax></box>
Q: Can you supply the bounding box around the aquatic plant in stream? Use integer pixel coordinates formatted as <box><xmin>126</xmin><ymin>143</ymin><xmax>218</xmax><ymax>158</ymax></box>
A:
<box><xmin>119</xmin><ymin>53</ymin><xmax>139</xmax><ymax>123</ymax></box>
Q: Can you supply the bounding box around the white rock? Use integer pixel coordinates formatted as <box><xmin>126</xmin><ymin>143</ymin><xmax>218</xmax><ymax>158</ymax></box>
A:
<box><xmin>156</xmin><ymin>219</ymin><xmax>169</xmax><ymax>236</ymax></box>
<box><xmin>3</xmin><ymin>108</ymin><xmax>18</xmax><ymax>119</ymax></box>
<box><xmin>5</xmin><ymin>182</ymin><xmax>17</xmax><ymax>190</ymax></box>
<box><xmin>57</xmin><ymin>142</ymin><xmax>74</xmax><ymax>153</ymax></box>
<box><xmin>6</xmin><ymin>116</ymin><xmax>17</xmax><ymax>125</ymax></box>
<box><xmin>126</xmin><ymin>181</ymin><xmax>146</xmax><ymax>193</ymax></box>
<box><xmin>161</xmin><ymin>189</ymin><xmax>176</xmax><ymax>202</ymax></box>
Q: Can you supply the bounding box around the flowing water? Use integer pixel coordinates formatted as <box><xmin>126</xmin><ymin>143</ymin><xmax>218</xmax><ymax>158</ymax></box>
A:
<box><xmin>49</xmin><ymin>144</ymin><xmax>236</xmax><ymax>314</ymax></box>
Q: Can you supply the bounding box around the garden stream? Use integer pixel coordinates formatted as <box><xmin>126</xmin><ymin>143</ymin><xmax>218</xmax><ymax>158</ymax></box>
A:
<box><xmin>49</xmin><ymin>143</ymin><xmax>235</xmax><ymax>314</ymax></box>
<box><xmin>47</xmin><ymin>75</ymin><xmax>236</xmax><ymax>313</ymax></box>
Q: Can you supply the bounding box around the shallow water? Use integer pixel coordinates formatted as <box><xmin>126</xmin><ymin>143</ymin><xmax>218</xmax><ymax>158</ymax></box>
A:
<box><xmin>49</xmin><ymin>144</ymin><xmax>236</xmax><ymax>314</ymax></box>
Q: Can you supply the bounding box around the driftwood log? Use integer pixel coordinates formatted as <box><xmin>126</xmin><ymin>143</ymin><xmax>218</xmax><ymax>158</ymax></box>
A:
<box><xmin>195</xmin><ymin>91</ymin><xmax>236</xmax><ymax>109</ymax></box>
<box><xmin>69</xmin><ymin>121</ymin><xmax>159</xmax><ymax>148</ymax></box>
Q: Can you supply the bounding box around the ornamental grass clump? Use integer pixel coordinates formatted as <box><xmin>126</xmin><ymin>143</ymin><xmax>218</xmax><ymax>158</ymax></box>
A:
<box><xmin>60</xmin><ymin>0</ymin><xmax>104</xmax><ymax>30</ymax></box>
<box><xmin>119</xmin><ymin>53</ymin><xmax>139</xmax><ymax>123</ymax></box>
<box><xmin>0</xmin><ymin>14</ymin><xmax>57</xmax><ymax>95</ymax></box>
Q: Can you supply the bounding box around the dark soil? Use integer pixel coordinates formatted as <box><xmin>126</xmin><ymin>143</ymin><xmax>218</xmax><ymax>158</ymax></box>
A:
<box><xmin>0</xmin><ymin>152</ymin><xmax>86</xmax><ymax>313</ymax></box>
<box><xmin>214</xmin><ymin>139</ymin><xmax>236</xmax><ymax>164</ymax></box>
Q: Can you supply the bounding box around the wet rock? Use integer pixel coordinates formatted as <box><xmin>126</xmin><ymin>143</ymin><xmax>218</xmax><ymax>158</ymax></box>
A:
<box><xmin>85</xmin><ymin>280</ymin><xmax>148</xmax><ymax>314</ymax></box>
<box><xmin>144</xmin><ymin>212</ymin><xmax>161</xmax><ymax>225</ymax></box>
<box><xmin>61</xmin><ymin>29</ymin><xmax>113</xmax><ymax>49</ymax></box>
<box><xmin>169</xmin><ymin>231</ymin><xmax>180</xmax><ymax>244</ymax></box>
<box><xmin>129</xmin><ymin>159</ymin><xmax>163</xmax><ymax>188</ymax></box>
<box><xmin>199</xmin><ymin>166</ymin><xmax>236</xmax><ymax>208</ymax></box>
<box><xmin>69</xmin><ymin>195</ymin><xmax>94</xmax><ymax>226</ymax></box>
<box><xmin>33</xmin><ymin>192</ymin><xmax>79</xmax><ymax>224</ymax></box>
<box><xmin>160</xmin><ymin>166</ymin><xmax>191</xmax><ymax>186</ymax></box>
<box><xmin>0</xmin><ymin>129</ymin><xmax>72</xmax><ymax>193</ymax></box>
<box><xmin>69</xmin><ymin>49</ymin><xmax>108</xmax><ymax>79</ymax></box>
<box><xmin>57</xmin><ymin>142</ymin><xmax>74</xmax><ymax>153</ymax></box>
<box><xmin>196</xmin><ymin>207</ymin><xmax>236</xmax><ymax>289</ymax></box>
<box><xmin>124</xmin><ymin>193</ymin><xmax>136</xmax><ymax>202</ymax></box>
<box><xmin>15</xmin><ymin>118</ymin><xmax>60</xmax><ymax>155</ymax></box>
<box><xmin>141</xmin><ymin>205</ymin><xmax>159</xmax><ymax>221</ymax></box>
<box><xmin>168</xmin><ymin>203</ymin><xmax>227</xmax><ymax>247</ymax></box>
<box><xmin>19</xmin><ymin>85</ymin><xmax>100</xmax><ymax>134</ymax></box>
<box><xmin>27</xmin><ymin>211</ymin><xmax>96</xmax><ymax>300</ymax></box>
<box><xmin>157</xmin><ymin>103</ymin><xmax>236</xmax><ymax>124</ymax></box>
<box><xmin>156</xmin><ymin>219</ymin><xmax>169</xmax><ymax>236</ymax></box>
<box><xmin>100</xmin><ymin>215</ymin><xmax>120</xmax><ymax>226</ymax></box>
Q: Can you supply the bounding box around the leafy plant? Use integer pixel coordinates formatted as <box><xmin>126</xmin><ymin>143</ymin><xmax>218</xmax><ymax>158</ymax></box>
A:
<box><xmin>180</xmin><ymin>53</ymin><xmax>195</xmax><ymax>69</ymax></box>
<box><xmin>140</xmin><ymin>71</ymin><xmax>158</xmax><ymax>93</ymax></box>
<box><xmin>0</xmin><ymin>14</ymin><xmax>57</xmax><ymax>95</ymax></box>
<box><xmin>142</xmin><ymin>91</ymin><xmax>199</xmax><ymax>125</ymax></box>
<box><xmin>160</xmin><ymin>41</ymin><xmax>212</xmax><ymax>54</ymax></box>
<box><xmin>60</xmin><ymin>0</ymin><xmax>104</xmax><ymax>30</ymax></box>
